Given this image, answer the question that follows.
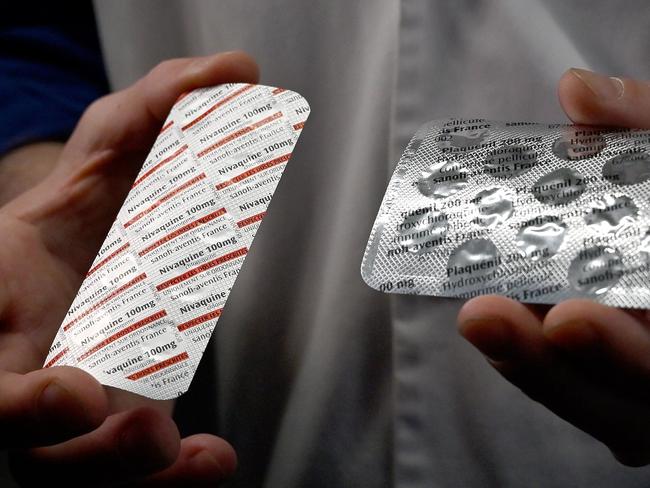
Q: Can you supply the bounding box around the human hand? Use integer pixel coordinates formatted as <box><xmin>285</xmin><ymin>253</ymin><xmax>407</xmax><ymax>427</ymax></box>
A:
<box><xmin>458</xmin><ymin>68</ymin><xmax>650</xmax><ymax>467</ymax></box>
<box><xmin>0</xmin><ymin>51</ymin><xmax>258</xmax><ymax>487</ymax></box>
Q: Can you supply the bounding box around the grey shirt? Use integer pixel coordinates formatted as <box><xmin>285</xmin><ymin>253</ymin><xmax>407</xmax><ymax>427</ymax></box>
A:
<box><xmin>92</xmin><ymin>1</ymin><xmax>650</xmax><ymax>487</ymax></box>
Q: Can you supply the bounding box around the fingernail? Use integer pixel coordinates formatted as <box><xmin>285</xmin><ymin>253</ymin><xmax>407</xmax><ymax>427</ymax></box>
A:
<box><xmin>38</xmin><ymin>381</ymin><xmax>87</xmax><ymax>427</ymax></box>
<box><xmin>458</xmin><ymin>317</ymin><xmax>514</xmax><ymax>361</ymax></box>
<box><xmin>570</xmin><ymin>68</ymin><xmax>624</xmax><ymax>100</ymax></box>
<box><xmin>185</xmin><ymin>55</ymin><xmax>214</xmax><ymax>75</ymax></box>
<box><xmin>543</xmin><ymin>319</ymin><xmax>601</xmax><ymax>352</ymax></box>
<box><xmin>186</xmin><ymin>52</ymin><xmax>235</xmax><ymax>74</ymax></box>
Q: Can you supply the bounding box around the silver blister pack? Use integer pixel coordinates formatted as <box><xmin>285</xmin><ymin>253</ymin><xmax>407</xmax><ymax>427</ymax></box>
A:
<box><xmin>362</xmin><ymin>119</ymin><xmax>650</xmax><ymax>308</ymax></box>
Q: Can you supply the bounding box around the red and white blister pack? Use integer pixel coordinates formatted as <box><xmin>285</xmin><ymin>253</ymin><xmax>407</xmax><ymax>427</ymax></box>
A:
<box><xmin>43</xmin><ymin>83</ymin><xmax>310</xmax><ymax>399</ymax></box>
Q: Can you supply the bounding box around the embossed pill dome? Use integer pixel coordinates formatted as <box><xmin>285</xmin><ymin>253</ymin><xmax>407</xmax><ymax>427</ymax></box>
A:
<box><xmin>532</xmin><ymin>168</ymin><xmax>586</xmax><ymax>206</ymax></box>
<box><xmin>584</xmin><ymin>194</ymin><xmax>638</xmax><ymax>234</ymax></box>
<box><xmin>484</xmin><ymin>145</ymin><xmax>537</xmax><ymax>179</ymax></box>
<box><xmin>602</xmin><ymin>150</ymin><xmax>650</xmax><ymax>186</ymax></box>
<box><xmin>437</xmin><ymin>119</ymin><xmax>490</xmax><ymax>153</ymax></box>
<box><xmin>516</xmin><ymin>216</ymin><xmax>567</xmax><ymax>261</ymax></box>
<box><xmin>396</xmin><ymin>207</ymin><xmax>448</xmax><ymax>254</ymax></box>
<box><xmin>552</xmin><ymin>126</ymin><xmax>606</xmax><ymax>161</ymax></box>
<box><xmin>568</xmin><ymin>246</ymin><xmax>624</xmax><ymax>295</ymax></box>
<box><xmin>446</xmin><ymin>238</ymin><xmax>501</xmax><ymax>292</ymax></box>
<box><xmin>417</xmin><ymin>160</ymin><xmax>469</xmax><ymax>198</ymax></box>
<box><xmin>471</xmin><ymin>187</ymin><xmax>514</xmax><ymax>228</ymax></box>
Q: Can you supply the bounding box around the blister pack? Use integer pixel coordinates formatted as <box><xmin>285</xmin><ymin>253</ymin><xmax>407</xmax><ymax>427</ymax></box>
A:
<box><xmin>44</xmin><ymin>83</ymin><xmax>310</xmax><ymax>399</ymax></box>
<box><xmin>362</xmin><ymin>119</ymin><xmax>650</xmax><ymax>308</ymax></box>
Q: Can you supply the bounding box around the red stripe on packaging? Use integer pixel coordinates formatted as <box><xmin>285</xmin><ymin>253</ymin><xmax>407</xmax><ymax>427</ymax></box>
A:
<box><xmin>87</xmin><ymin>243</ymin><xmax>130</xmax><ymax>276</ymax></box>
<box><xmin>216</xmin><ymin>153</ymin><xmax>290</xmax><ymax>189</ymax></box>
<box><xmin>44</xmin><ymin>347</ymin><xmax>69</xmax><ymax>368</ymax></box>
<box><xmin>124</xmin><ymin>173</ymin><xmax>207</xmax><ymax>228</ymax></box>
<box><xmin>77</xmin><ymin>310</ymin><xmax>168</xmax><ymax>361</ymax></box>
<box><xmin>127</xmin><ymin>352</ymin><xmax>189</xmax><ymax>380</ymax></box>
<box><xmin>133</xmin><ymin>145</ymin><xmax>188</xmax><ymax>188</ymax></box>
<box><xmin>177</xmin><ymin>308</ymin><xmax>222</xmax><ymax>332</ymax></box>
<box><xmin>160</xmin><ymin>120</ymin><xmax>173</xmax><ymax>133</ymax></box>
<box><xmin>156</xmin><ymin>248</ymin><xmax>247</xmax><ymax>291</ymax></box>
<box><xmin>64</xmin><ymin>273</ymin><xmax>147</xmax><ymax>331</ymax></box>
<box><xmin>182</xmin><ymin>84</ymin><xmax>254</xmax><ymax>131</ymax></box>
<box><xmin>138</xmin><ymin>207</ymin><xmax>227</xmax><ymax>256</ymax></box>
<box><xmin>237</xmin><ymin>212</ymin><xmax>266</xmax><ymax>228</ymax></box>
<box><xmin>196</xmin><ymin>112</ymin><xmax>283</xmax><ymax>158</ymax></box>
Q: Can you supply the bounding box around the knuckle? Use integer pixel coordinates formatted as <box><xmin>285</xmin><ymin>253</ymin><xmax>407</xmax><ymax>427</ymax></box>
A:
<box><xmin>147</xmin><ymin>58</ymin><xmax>187</xmax><ymax>80</ymax></box>
<box><xmin>81</xmin><ymin>92</ymin><xmax>122</xmax><ymax>123</ymax></box>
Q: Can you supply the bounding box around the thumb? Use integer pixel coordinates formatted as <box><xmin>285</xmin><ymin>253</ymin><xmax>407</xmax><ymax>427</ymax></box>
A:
<box><xmin>558</xmin><ymin>68</ymin><xmax>650</xmax><ymax>129</ymax></box>
<box><xmin>6</xmin><ymin>51</ymin><xmax>258</xmax><ymax>273</ymax></box>
<box><xmin>62</xmin><ymin>50</ymin><xmax>259</xmax><ymax>167</ymax></box>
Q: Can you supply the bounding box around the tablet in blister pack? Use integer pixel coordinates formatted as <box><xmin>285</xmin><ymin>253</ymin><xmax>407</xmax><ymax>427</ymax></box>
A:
<box><xmin>44</xmin><ymin>83</ymin><xmax>309</xmax><ymax>399</ymax></box>
<box><xmin>362</xmin><ymin>119</ymin><xmax>650</xmax><ymax>308</ymax></box>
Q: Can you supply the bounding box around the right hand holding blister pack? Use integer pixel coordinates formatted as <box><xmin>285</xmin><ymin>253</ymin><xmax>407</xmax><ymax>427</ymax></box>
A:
<box><xmin>453</xmin><ymin>70</ymin><xmax>650</xmax><ymax>467</ymax></box>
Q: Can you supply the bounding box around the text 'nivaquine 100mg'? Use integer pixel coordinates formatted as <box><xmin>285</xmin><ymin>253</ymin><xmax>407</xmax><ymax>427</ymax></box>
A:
<box><xmin>44</xmin><ymin>83</ymin><xmax>310</xmax><ymax>399</ymax></box>
<box><xmin>362</xmin><ymin>119</ymin><xmax>650</xmax><ymax>308</ymax></box>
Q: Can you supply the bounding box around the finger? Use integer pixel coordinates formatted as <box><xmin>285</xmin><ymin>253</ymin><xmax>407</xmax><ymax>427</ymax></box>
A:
<box><xmin>135</xmin><ymin>434</ymin><xmax>237</xmax><ymax>488</ymax></box>
<box><xmin>558</xmin><ymin>68</ymin><xmax>650</xmax><ymax>128</ymax></box>
<box><xmin>10</xmin><ymin>406</ymin><xmax>180</xmax><ymax>488</ymax></box>
<box><xmin>542</xmin><ymin>300</ymin><xmax>650</xmax><ymax>465</ymax></box>
<box><xmin>457</xmin><ymin>295</ymin><xmax>546</xmax><ymax>361</ymax></box>
<box><xmin>543</xmin><ymin>300</ymin><xmax>650</xmax><ymax>382</ymax></box>
<box><xmin>105</xmin><ymin>385</ymin><xmax>175</xmax><ymax>416</ymax></box>
<box><xmin>0</xmin><ymin>366</ymin><xmax>107</xmax><ymax>448</ymax></box>
<box><xmin>64</xmin><ymin>50</ymin><xmax>259</xmax><ymax>162</ymax></box>
<box><xmin>458</xmin><ymin>296</ymin><xmax>650</xmax><ymax>465</ymax></box>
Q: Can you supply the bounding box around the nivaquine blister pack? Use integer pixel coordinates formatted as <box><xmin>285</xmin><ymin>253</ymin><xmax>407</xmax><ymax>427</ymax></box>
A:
<box><xmin>44</xmin><ymin>83</ymin><xmax>310</xmax><ymax>399</ymax></box>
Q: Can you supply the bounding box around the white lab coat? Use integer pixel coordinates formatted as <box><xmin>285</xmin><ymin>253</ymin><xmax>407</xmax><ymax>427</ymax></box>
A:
<box><xmin>93</xmin><ymin>1</ymin><xmax>650</xmax><ymax>486</ymax></box>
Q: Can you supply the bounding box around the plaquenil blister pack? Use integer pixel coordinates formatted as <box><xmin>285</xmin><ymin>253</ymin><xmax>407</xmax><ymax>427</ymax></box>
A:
<box><xmin>362</xmin><ymin>119</ymin><xmax>650</xmax><ymax>308</ymax></box>
<box><xmin>44</xmin><ymin>83</ymin><xmax>309</xmax><ymax>399</ymax></box>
